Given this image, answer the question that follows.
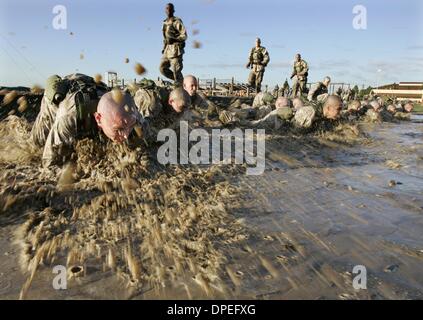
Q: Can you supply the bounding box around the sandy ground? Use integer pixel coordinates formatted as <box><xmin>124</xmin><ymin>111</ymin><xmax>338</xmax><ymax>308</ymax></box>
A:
<box><xmin>0</xmin><ymin>108</ymin><xmax>422</xmax><ymax>299</ymax></box>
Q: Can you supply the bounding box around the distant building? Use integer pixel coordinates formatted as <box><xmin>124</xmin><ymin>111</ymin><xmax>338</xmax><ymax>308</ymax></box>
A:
<box><xmin>372</xmin><ymin>82</ymin><xmax>423</xmax><ymax>102</ymax></box>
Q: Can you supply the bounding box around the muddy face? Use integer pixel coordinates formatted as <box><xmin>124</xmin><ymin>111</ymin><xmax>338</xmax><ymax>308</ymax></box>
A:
<box><xmin>292</xmin><ymin>98</ymin><xmax>303</xmax><ymax>111</ymax></box>
<box><xmin>323</xmin><ymin>97</ymin><xmax>343</xmax><ymax>120</ymax></box>
<box><xmin>183</xmin><ymin>77</ymin><xmax>198</xmax><ymax>97</ymax></box>
<box><xmin>404</xmin><ymin>103</ymin><xmax>414</xmax><ymax>113</ymax></box>
<box><xmin>96</xmin><ymin>111</ymin><xmax>136</xmax><ymax>143</ymax></box>
<box><xmin>169</xmin><ymin>100</ymin><xmax>185</xmax><ymax>113</ymax></box>
<box><xmin>387</xmin><ymin>104</ymin><xmax>396</xmax><ymax>114</ymax></box>
<box><xmin>275</xmin><ymin>97</ymin><xmax>290</xmax><ymax>109</ymax></box>
<box><xmin>348</xmin><ymin>100</ymin><xmax>361</xmax><ymax>112</ymax></box>
<box><xmin>370</xmin><ymin>101</ymin><xmax>381</xmax><ymax>112</ymax></box>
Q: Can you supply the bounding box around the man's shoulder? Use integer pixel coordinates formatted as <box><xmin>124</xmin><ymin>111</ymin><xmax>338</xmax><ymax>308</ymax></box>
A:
<box><xmin>173</xmin><ymin>16</ymin><xmax>185</xmax><ymax>24</ymax></box>
<box><xmin>196</xmin><ymin>91</ymin><xmax>208</xmax><ymax>99</ymax></box>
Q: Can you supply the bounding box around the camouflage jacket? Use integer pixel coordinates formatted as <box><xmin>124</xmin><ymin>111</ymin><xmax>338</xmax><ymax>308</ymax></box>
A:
<box><xmin>291</xmin><ymin>60</ymin><xmax>309</xmax><ymax>80</ymax></box>
<box><xmin>248</xmin><ymin>46</ymin><xmax>270</xmax><ymax>72</ymax></box>
<box><xmin>162</xmin><ymin>16</ymin><xmax>187</xmax><ymax>58</ymax></box>
<box><xmin>190</xmin><ymin>91</ymin><xmax>211</xmax><ymax>110</ymax></box>
<box><xmin>133</xmin><ymin>87</ymin><xmax>198</xmax><ymax>132</ymax></box>
<box><xmin>307</xmin><ymin>82</ymin><xmax>328</xmax><ymax>101</ymax></box>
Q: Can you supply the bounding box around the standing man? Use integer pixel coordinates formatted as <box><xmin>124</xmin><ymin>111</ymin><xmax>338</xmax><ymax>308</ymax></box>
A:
<box><xmin>246</xmin><ymin>37</ymin><xmax>270</xmax><ymax>93</ymax></box>
<box><xmin>290</xmin><ymin>53</ymin><xmax>309</xmax><ymax>98</ymax></box>
<box><xmin>160</xmin><ymin>3</ymin><xmax>187</xmax><ymax>85</ymax></box>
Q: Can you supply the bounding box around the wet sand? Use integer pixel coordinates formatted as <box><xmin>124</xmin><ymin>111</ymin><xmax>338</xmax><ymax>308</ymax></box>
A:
<box><xmin>0</xmin><ymin>113</ymin><xmax>422</xmax><ymax>299</ymax></box>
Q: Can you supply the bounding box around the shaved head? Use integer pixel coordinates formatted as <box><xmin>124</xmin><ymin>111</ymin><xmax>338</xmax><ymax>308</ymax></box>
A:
<box><xmin>169</xmin><ymin>87</ymin><xmax>191</xmax><ymax>113</ymax></box>
<box><xmin>183</xmin><ymin>75</ymin><xmax>198</xmax><ymax>97</ymax></box>
<box><xmin>387</xmin><ymin>104</ymin><xmax>396</xmax><ymax>114</ymax></box>
<box><xmin>348</xmin><ymin>100</ymin><xmax>361</xmax><ymax>112</ymax></box>
<box><xmin>292</xmin><ymin>97</ymin><xmax>303</xmax><ymax>110</ymax></box>
<box><xmin>370</xmin><ymin>100</ymin><xmax>381</xmax><ymax>111</ymax></box>
<box><xmin>404</xmin><ymin>102</ymin><xmax>414</xmax><ymax>113</ymax></box>
<box><xmin>95</xmin><ymin>91</ymin><xmax>138</xmax><ymax>143</ymax></box>
<box><xmin>323</xmin><ymin>95</ymin><xmax>343</xmax><ymax>120</ymax></box>
<box><xmin>275</xmin><ymin>96</ymin><xmax>290</xmax><ymax>108</ymax></box>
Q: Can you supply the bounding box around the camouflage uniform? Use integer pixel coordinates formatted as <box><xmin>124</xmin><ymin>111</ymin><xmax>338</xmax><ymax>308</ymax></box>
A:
<box><xmin>247</xmin><ymin>46</ymin><xmax>270</xmax><ymax>93</ymax></box>
<box><xmin>281</xmin><ymin>80</ymin><xmax>290</xmax><ymax>97</ymax></box>
<box><xmin>160</xmin><ymin>16</ymin><xmax>187</xmax><ymax>84</ymax></box>
<box><xmin>249</xmin><ymin>107</ymin><xmax>293</xmax><ymax>130</ymax></box>
<box><xmin>252</xmin><ymin>92</ymin><xmax>274</xmax><ymax>108</ymax></box>
<box><xmin>307</xmin><ymin>82</ymin><xmax>329</xmax><ymax>102</ymax></box>
<box><xmin>293</xmin><ymin>102</ymin><xmax>339</xmax><ymax>132</ymax></box>
<box><xmin>272</xmin><ymin>85</ymin><xmax>279</xmax><ymax>98</ymax></box>
<box><xmin>291</xmin><ymin>59</ymin><xmax>309</xmax><ymax>98</ymax></box>
<box><xmin>133</xmin><ymin>86</ymin><xmax>196</xmax><ymax>133</ymax></box>
<box><xmin>342</xmin><ymin>88</ymin><xmax>353</xmax><ymax>102</ymax></box>
<box><xmin>190</xmin><ymin>91</ymin><xmax>210</xmax><ymax>110</ymax></box>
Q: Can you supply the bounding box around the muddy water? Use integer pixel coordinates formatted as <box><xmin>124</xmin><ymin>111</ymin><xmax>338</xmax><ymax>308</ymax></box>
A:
<box><xmin>231</xmin><ymin>117</ymin><xmax>423</xmax><ymax>299</ymax></box>
<box><xmin>0</xmin><ymin>117</ymin><xmax>422</xmax><ymax>300</ymax></box>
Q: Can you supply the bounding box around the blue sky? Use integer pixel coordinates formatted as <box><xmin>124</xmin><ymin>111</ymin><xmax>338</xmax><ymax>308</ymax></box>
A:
<box><xmin>0</xmin><ymin>0</ymin><xmax>422</xmax><ymax>88</ymax></box>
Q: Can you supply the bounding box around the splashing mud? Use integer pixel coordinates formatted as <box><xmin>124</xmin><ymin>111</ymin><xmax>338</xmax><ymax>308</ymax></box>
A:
<box><xmin>0</xmin><ymin>120</ymin><xmax>249</xmax><ymax>298</ymax></box>
<box><xmin>0</xmin><ymin>116</ymin><xmax>40</xmax><ymax>164</ymax></box>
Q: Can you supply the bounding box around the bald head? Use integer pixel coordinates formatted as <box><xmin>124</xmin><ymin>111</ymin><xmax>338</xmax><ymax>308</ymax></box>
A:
<box><xmin>183</xmin><ymin>75</ymin><xmax>198</xmax><ymax>97</ymax></box>
<box><xmin>348</xmin><ymin>100</ymin><xmax>361</xmax><ymax>112</ymax></box>
<box><xmin>95</xmin><ymin>91</ymin><xmax>138</xmax><ymax>143</ymax></box>
<box><xmin>275</xmin><ymin>97</ymin><xmax>291</xmax><ymax>109</ymax></box>
<box><xmin>323</xmin><ymin>95</ymin><xmax>343</xmax><ymax>120</ymax></box>
<box><xmin>404</xmin><ymin>102</ymin><xmax>414</xmax><ymax>113</ymax></box>
<box><xmin>169</xmin><ymin>87</ymin><xmax>191</xmax><ymax>113</ymax></box>
<box><xmin>292</xmin><ymin>97</ymin><xmax>304</xmax><ymax>110</ymax></box>
<box><xmin>370</xmin><ymin>100</ymin><xmax>381</xmax><ymax>112</ymax></box>
<box><xmin>387</xmin><ymin>104</ymin><xmax>396</xmax><ymax>114</ymax></box>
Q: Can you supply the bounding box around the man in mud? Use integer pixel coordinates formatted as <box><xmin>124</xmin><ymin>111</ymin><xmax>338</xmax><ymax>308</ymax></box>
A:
<box><xmin>246</xmin><ymin>37</ymin><xmax>270</xmax><ymax>93</ymax></box>
<box><xmin>31</xmin><ymin>74</ymin><xmax>143</xmax><ymax>168</ymax></box>
<box><xmin>294</xmin><ymin>95</ymin><xmax>343</xmax><ymax>130</ymax></box>
<box><xmin>292</xmin><ymin>97</ymin><xmax>304</xmax><ymax>112</ymax></box>
<box><xmin>183</xmin><ymin>74</ymin><xmax>213</xmax><ymax>111</ymax></box>
<box><xmin>160</xmin><ymin>3</ymin><xmax>187</xmax><ymax>85</ymax></box>
<box><xmin>247</xmin><ymin>96</ymin><xmax>294</xmax><ymax>130</ymax></box>
<box><xmin>182</xmin><ymin>74</ymin><xmax>229</xmax><ymax>125</ymax></box>
<box><xmin>290</xmin><ymin>53</ymin><xmax>309</xmax><ymax>98</ymax></box>
<box><xmin>307</xmin><ymin>76</ymin><xmax>331</xmax><ymax>102</ymax></box>
<box><xmin>180</xmin><ymin>74</ymin><xmax>256</xmax><ymax>126</ymax></box>
<box><xmin>133</xmin><ymin>83</ymin><xmax>194</xmax><ymax>133</ymax></box>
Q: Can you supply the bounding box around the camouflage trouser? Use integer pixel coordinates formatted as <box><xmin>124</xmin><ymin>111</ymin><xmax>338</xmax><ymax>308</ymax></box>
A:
<box><xmin>316</xmin><ymin>93</ymin><xmax>329</xmax><ymax>103</ymax></box>
<box><xmin>291</xmin><ymin>76</ymin><xmax>307</xmax><ymax>98</ymax></box>
<box><xmin>250</xmin><ymin>109</ymin><xmax>284</xmax><ymax>130</ymax></box>
<box><xmin>31</xmin><ymin>92</ymin><xmax>78</xmax><ymax>167</ymax></box>
<box><xmin>31</xmin><ymin>96</ymin><xmax>58</xmax><ymax>147</ymax></box>
<box><xmin>248</xmin><ymin>69</ymin><xmax>264</xmax><ymax>93</ymax></box>
<box><xmin>159</xmin><ymin>55</ymin><xmax>183</xmax><ymax>84</ymax></box>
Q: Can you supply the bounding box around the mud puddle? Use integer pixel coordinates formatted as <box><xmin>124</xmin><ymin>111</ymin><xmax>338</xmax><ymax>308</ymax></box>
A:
<box><xmin>0</xmin><ymin>117</ymin><xmax>422</xmax><ymax>299</ymax></box>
